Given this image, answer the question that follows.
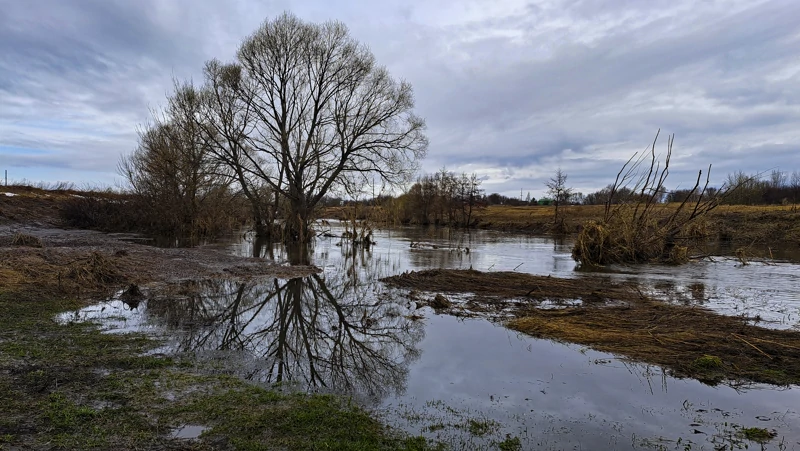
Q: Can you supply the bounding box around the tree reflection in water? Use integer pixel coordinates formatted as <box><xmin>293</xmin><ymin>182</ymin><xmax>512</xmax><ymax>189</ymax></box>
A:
<box><xmin>145</xmin><ymin>246</ymin><xmax>423</xmax><ymax>405</ymax></box>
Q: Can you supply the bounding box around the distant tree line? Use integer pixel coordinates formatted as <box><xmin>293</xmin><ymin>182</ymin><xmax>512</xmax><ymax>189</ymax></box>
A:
<box><xmin>393</xmin><ymin>169</ymin><xmax>483</xmax><ymax>226</ymax></box>
<box><xmin>578</xmin><ymin>170</ymin><xmax>799</xmax><ymax>207</ymax></box>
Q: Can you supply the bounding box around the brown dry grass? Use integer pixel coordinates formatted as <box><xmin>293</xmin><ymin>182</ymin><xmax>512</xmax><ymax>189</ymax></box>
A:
<box><xmin>0</xmin><ymin>248</ymin><xmax>132</xmax><ymax>296</ymax></box>
<box><xmin>11</xmin><ymin>232</ymin><xmax>43</xmax><ymax>247</ymax></box>
<box><xmin>383</xmin><ymin>269</ymin><xmax>800</xmax><ymax>385</ymax></box>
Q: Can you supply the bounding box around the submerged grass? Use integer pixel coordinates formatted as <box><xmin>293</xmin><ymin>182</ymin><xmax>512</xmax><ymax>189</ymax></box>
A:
<box><xmin>0</xmin><ymin>285</ymin><xmax>438</xmax><ymax>450</ymax></box>
<box><xmin>383</xmin><ymin>269</ymin><xmax>800</xmax><ymax>386</ymax></box>
<box><xmin>739</xmin><ymin>427</ymin><xmax>777</xmax><ymax>443</ymax></box>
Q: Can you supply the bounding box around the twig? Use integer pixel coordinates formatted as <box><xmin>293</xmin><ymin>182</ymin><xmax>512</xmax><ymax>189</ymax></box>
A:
<box><xmin>740</xmin><ymin>335</ymin><xmax>800</xmax><ymax>351</ymax></box>
<box><xmin>731</xmin><ymin>333</ymin><xmax>772</xmax><ymax>359</ymax></box>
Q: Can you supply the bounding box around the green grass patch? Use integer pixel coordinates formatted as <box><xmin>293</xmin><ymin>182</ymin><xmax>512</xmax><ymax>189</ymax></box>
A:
<box><xmin>0</xmin><ymin>288</ymin><xmax>439</xmax><ymax>450</ymax></box>
<box><xmin>497</xmin><ymin>435</ymin><xmax>522</xmax><ymax>451</ymax></box>
<box><xmin>739</xmin><ymin>427</ymin><xmax>777</xmax><ymax>443</ymax></box>
<box><xmin>692</xmin><ymin>355</ymin><xmax>723</xmax><ymax>369</ymax></box>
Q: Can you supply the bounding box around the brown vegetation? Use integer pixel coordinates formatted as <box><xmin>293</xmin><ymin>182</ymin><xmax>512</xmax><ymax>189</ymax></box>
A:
<box><xmin>382</xmin><ymin>269</ymin><xmax>800</xmax><ymax>385</ymax></box>
<box><xmin>573</xmin><ymin>133</ymin><xmax>731</xmax><ymax>266</ymax></box>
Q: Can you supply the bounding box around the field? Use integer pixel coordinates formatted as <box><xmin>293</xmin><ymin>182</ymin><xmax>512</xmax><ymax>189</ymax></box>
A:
<box><xmin>325</xmin><ymin>203</ymin><xmax>800</xmax><ymax>248</ymax></box>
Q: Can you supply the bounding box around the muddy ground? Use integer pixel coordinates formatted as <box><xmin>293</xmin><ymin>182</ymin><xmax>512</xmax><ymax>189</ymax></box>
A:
<box><xmin>0</xmin><ymin>224</ymin><xmax>318</xmax><ymax>295</ymax></box>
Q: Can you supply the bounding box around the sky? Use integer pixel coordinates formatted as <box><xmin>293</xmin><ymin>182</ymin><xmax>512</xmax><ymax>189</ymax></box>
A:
<box><xmin>1</xmin><ymin>0</ymin><xmax>799</xmax><ymax>198</ymax></box>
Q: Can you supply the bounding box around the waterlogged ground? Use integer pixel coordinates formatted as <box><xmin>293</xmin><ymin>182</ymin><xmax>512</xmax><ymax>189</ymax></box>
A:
<box><xmin>61</xmin><ymin>224</ymin><xmax>800</xmax><ymax>450</ymax></box>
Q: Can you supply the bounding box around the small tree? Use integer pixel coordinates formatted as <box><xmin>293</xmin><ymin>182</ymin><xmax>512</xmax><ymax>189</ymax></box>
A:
<box><xmin>545</xmin><ymin>168</ymin><xmax>573</xmax><ymax>223</ymax></box>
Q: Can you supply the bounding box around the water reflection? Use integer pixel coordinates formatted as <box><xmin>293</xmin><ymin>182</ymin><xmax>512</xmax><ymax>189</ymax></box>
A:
<box><xmin>67</xmin><ymin>224</ymin><xmax>800</xmax><ymax>449</ymax></box>
<box><xmin>125</xmin><ymin>271</ymin><xmax>423</xmax><ymax>404</ymax></box>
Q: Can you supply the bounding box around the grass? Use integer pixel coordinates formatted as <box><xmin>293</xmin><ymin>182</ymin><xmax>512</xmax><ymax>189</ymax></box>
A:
<box><xmin>692</xmin><ymin>355</ymin><xmax>723</xmax><ymax>369</ymax></box>
<box><xmin>383</xmin><ymin>269</ymin><xmax>800</xmax><ymax>386</ymax></box>
<box><xmin>739</xmin><ymin>427</ymin><xmax>776</xmax><ymax>443</ymax></box>
<box><xmin>0</xmin><ymin>287</ymin><xmax>439</xmax><ymax>450</ymax></box>
<box><xmin>497</xmin><ymin>435</ymin><xmax>522</xmax><ymax>451</ymax></box>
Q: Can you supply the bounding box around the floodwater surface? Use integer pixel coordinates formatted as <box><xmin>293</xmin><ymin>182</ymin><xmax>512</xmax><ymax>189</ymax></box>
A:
<box><xmin>62</xmin><ymin>224</ymin><xmax>800</xmax><ymax>450</ymax></box>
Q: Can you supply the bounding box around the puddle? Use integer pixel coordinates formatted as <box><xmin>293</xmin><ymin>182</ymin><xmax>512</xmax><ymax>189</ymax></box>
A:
<box><xmin>170</xmin><ymin>424</ymin><xmax>207</xmax><ymax>439</ymax></box>
<box><xmin>61</xmin><ymin>223</ymin><xmax>800</xmax><ymax>449</ymax></box>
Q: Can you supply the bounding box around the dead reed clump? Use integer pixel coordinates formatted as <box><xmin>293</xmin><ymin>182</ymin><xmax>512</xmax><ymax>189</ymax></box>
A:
<box><xmin>60</xmin><ymin>252</ymin><xmax>125</xmax><ymax>287</ymax></box>
<box><xmin>572</xmin><ymin>132</ymin><xmax>739</xmax><ymax>266</ymax></box>
<box><xmin>11</xmin><ymin>233</ymin><xmax>43</xmax><ymax>248</ymax></box>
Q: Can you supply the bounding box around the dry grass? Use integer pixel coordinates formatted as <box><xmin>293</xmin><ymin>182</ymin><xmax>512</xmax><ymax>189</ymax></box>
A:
<box><xmin>11</xmin><ymin>233</ymin><xmax>43</xmax><ymax>248</ymax></box>
<box><xmin>383</xmin><ymin>269</ymin><xmax>800</xmax><ymax>385</ymax></box>
<box><xmin>507</xmin><ymin>301</ymin><xmax>800</xmax><ymax>385</ymax></box>
<box><xmin>0</xmin><ymin>249</ymin><xmax>127</xmax><ymax>295</ymax></box>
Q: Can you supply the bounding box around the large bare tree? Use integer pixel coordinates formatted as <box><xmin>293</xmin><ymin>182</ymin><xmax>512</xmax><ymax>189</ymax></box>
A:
<box><xmin>235</xmin><ymin>13</ymin><xmax>428</xmax><ymax>242</ymax></box>
<box><xmin>194</xmin><ymin>60</ymin><xmax>278</xmax><ymax>238</ymax></box>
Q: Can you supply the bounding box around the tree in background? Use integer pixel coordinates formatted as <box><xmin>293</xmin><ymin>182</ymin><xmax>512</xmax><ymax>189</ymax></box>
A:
<box><xmin>119</xmin><ymin>87</ymin><xmax>235</xmax><ymax>236</ymax></box>
<box><xmin>545</xmin><ymin>167</ymin><xmax>573</xmax><ymax>223</ymax></box>
<box><xmin>400</xmin><ymin>170</ymin><xmax>483</xmax><ymax>227</ymax></box>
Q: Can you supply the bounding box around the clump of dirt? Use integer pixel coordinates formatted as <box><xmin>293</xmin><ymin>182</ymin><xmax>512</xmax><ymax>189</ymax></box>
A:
<box><xmin>430</xmin><ymin>294</ymin><xmax>452</xmax><ymax>309</ymax></box>
<box><xmin>383</xmin><ymin>269</ymin><xmax>800</xmax><ymax>386</ymax></box>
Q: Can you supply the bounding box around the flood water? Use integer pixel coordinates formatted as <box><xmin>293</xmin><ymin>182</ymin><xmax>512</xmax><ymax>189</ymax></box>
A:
<box><xmin>62</xmin><ymin>224</ymin><xmax>800</xmax><ymax>450</ymax></box>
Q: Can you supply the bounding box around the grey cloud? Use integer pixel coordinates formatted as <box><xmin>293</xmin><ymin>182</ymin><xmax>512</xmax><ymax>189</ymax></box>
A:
<box><xmin>0</xmin><ymin>0</ymin><xmax>798</xmax><ymax>197</ymax></box>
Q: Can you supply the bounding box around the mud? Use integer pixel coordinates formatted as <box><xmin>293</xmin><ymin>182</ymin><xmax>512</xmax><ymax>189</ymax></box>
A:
<box><xmin>0</xmin><ymin>224</ymin><xmax>318</xmax><ymax>296</ymax></box>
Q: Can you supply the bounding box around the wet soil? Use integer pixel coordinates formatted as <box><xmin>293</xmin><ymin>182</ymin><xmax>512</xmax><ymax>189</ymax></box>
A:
<box><xmin>382</xmin><ymin>269</ymin><xmax>800</xmax><ymax>386</ymax></box>
<box><xmin>0</xmin><ymin>225</ymin><xmax>318</xmax><ymax>296</ymax></box>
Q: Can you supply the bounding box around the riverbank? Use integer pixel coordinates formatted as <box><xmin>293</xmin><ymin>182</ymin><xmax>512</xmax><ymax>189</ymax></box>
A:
<box><xmin>382</xmin><ymin>269</ymin><xmax>800</xmax><ymax>386</ymax></box>
<box><xmin>324</xmin><ymin>204</ymin><xmax>800</xmax><ymax>248</ymax></box>
<box><xmin>0</xmin><ymin>224</ymin><xmax>437</xmax><ymax>450</ymax></box>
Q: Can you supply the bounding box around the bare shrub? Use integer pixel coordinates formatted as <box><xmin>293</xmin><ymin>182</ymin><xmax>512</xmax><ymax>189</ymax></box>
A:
<box><xmin>572</xmin><ymin>132</ymin><xmax>736</xmax><ymax>266</ymax></box>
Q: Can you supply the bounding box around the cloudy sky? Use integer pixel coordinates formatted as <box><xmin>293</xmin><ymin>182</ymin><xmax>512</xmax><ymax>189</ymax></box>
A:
<box><xmin>1</xmin><ymin>0</ymin><xmax>799</xmax><ymax>198</ymax></box>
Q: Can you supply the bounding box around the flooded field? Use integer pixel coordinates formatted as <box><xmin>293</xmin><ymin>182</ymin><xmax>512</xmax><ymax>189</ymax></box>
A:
<box><xmin>61</xmin><ymin>224</ymin><xmax>800</xmax><ymax>450</ymax></box>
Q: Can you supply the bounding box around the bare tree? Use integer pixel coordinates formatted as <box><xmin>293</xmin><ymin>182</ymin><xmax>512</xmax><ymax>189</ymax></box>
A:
<box><xmin>235</xmin><ymin>13</ymin><xmax>428</xmax><ymax>242</ymax></box>
<box><xmin>119</xmin><ymin>88</ymin><xmax>232</xmax><ymax>236</ymax></box>
<box><xmin>193</xmin><ymin>60</ymin><xmax>278</xmax><ymax>238</ymax></box>
<box><xmin>456</xmin><ymin>172</ymin><xmax>483</xmax><ymax>227</ymax></box>
<box><xmin>545</xmin><ymin>167</ymin><xmax>573</xmax><ymax>222</ymax></box>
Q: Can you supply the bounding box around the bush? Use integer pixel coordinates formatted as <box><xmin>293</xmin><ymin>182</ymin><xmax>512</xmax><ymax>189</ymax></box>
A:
<box><xmin>573</xmin><ymin>132</ymin><xmax>729</xmax><ymax>266</ymax></box>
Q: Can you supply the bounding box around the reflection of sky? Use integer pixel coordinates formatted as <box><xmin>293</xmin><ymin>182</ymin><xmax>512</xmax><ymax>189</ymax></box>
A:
<box><xmin>389</xmin><ymin>314</ymin><xmax>800</xmax><ymax>449</ymax></box>
<box><xmin>63</xmin><ymin>226</ymin><xmax>800</xmax><ymax>449</ymax></box>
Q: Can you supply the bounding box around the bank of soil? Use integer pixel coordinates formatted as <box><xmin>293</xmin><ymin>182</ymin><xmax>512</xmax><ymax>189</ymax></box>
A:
<box><xmin>382</xmin><ymin>269</ymin><xmax>800</xmax><ymax>386</ymax></box>
<box><xmin>0</xmin><ymin>222</ymin><xmax>437</xmax><ymax>449</ymax></box>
